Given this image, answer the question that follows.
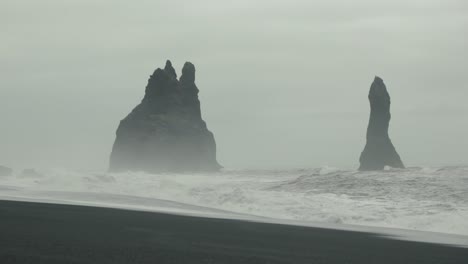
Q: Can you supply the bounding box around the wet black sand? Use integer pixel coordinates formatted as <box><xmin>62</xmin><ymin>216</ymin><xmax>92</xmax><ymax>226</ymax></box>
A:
<box><xmin>0</xmin><ymin>200</ymin><xmax>467</xmax><ymax>264</ymax></box>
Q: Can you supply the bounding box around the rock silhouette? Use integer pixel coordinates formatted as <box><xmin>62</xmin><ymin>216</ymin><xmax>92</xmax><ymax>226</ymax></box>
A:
<box><xmin>359</xmin><ymin>77</ymin><xmax>404</xmax><ymax>171</ymax></box>
<box><xmin>109</xmin><ymin>60</ymin><xmax>221</xmax><ymax>173</ymax></box>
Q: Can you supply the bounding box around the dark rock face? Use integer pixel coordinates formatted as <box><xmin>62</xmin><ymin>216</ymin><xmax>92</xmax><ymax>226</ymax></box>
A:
<box><xmin>359</xmin><ymin>77</ymin><xmax>404</xmax><ymax>171</ymax></box>
<box><xmin>0</xmin><ymin>166</ymin><xmax>12</xmax><ymax>176</ymax></box>
<box><xmin>109</xmin><ymin>60</ymin><xmax>221</xmax><ymax>173</ymax></box>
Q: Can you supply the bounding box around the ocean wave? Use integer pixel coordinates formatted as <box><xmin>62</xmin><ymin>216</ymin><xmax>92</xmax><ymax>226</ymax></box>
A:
<box><xmin>0</xmin><ymin>166</ymin><xmax>467</xmax><ymax>236</ymax></box>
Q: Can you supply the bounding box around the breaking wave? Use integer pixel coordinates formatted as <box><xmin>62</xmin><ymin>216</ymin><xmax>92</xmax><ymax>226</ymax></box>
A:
<box><xmin>1</xmin><ymin>166</ymin><xmax>467</xmax><ymax>235</ymax></box>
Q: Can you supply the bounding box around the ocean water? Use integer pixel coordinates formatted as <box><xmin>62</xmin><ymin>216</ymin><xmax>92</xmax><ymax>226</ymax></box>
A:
<box><xmin>1</xmin><ymin>166</ymin><xmax>467</xmax><ymax>236</ymax></box>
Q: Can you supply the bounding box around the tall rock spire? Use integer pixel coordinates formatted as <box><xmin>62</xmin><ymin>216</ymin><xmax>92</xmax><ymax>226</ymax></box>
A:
<box><xmin>180</xmin><ymin>62</ymin><xmax>196</xmax><ymax>84</ymax></box>
<box><xmin>359</xmin><ymin>77</ymin><xmax>404</xmax><ymax>171</ymax></box>
<box><xmin>164</xmin><ymin>60</ymin><xmax>177</xmax><ymax>79</ymax></box>
<box><xmin>179</xmin><ymin>62</ymin><xmax>201</xmax><ymax>119</ymax></box>
<box><xmin>109</xmin><ymin>60</ymin><xmax>221</xmax><ymax>173</ymax></box>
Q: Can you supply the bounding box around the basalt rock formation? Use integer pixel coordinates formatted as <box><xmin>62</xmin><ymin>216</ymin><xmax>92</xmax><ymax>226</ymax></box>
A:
<box><xmin>359</xmin><ymin>77</ymin><xmax>404</xmax><ymax>171</ymax></box>
<box><xmin>109</xmin><ymin>60</ymin><xmax>221</xmax><ymax>173</ymax></box>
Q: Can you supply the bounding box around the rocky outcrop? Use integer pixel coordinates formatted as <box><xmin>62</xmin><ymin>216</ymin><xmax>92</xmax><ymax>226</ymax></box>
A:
<box><xmin>109</xmin><ymin>60</ymin><xmax>221</xmax><ymax>173</ymax></box>
<box><xmin>359</xmin><ymin>77</ymin><xmax>404</xmax><ymax>171</ymax></box>
<box><xmin>0</xmin><ymin>166</ymin><xmax>12</xmax><ymax>176</ymax></box>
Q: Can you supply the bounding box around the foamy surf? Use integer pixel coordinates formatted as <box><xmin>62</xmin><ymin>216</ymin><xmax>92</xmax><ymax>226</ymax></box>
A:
<box><xmin>1</xmin><ymin>166</ymin><xmax>467</xmax><ymax>237</ymax></box>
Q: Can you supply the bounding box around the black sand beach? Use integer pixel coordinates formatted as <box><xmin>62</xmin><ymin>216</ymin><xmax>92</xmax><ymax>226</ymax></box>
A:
<box><xmin>0</xmin><ymin>200</ymin><xmax>467</xmax><ymax>264</ymax></box>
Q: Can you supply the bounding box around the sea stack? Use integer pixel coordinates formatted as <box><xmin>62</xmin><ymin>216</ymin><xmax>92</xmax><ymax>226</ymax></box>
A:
<box><xmin>359</xmin><ymin>77</ymin><xmax>404</xmax><ymax>171</ymax></box>
<box><xmin>109</xmin><ymin>60</ymin><xmax>221</xmax><ymax>173</ymax></box>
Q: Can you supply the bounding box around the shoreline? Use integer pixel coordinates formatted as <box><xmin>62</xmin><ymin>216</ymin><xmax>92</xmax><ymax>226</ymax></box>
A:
<box><xmin>1</xmin><ymin>199</ymin><xmax>467</xmax><ymax>263</ymax></box>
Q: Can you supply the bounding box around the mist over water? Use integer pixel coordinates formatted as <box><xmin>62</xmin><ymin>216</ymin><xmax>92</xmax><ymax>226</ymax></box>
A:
<box><xmin>0</xmin><ymin>0</ymin><xmax>467</xmax><ymax>243</ymax></box>
<box><xmin>1</xmin><ymin>0</ymin><xmax>467</xmax><ymax>170</ymax></box>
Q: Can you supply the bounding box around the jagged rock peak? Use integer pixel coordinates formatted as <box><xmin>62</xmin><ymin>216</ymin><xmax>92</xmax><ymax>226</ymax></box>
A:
<box><xmin>109</xmin><ymin>60</ymin><xmax>221</xmax><ymax>173</ymax></box>
<box><xmin>164</xmin><ymin>60</ymin><xmax>177</xmax><ymax>79</ymax></box>
<box><xmin>143</xmin><ymin>68</ymin><xmax>172</xmax><ymax>100</ymax></box>
<box><xmin>180</xmin><ymin>62</ymin><xmax>196</xmax><ymax>84</ymax></box>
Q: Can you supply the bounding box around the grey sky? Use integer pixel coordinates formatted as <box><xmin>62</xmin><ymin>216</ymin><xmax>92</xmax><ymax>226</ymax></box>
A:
<box><xmin>1</xmin><ymin>0</ymin><xmax>467</xmax><ymax>171</ymax></box>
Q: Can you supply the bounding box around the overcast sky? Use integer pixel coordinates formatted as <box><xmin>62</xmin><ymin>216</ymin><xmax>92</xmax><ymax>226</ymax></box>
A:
<box><xmin>1</xmin><ymin>0</ymin><xmax>467</xmax><ymax>171</ymax></box>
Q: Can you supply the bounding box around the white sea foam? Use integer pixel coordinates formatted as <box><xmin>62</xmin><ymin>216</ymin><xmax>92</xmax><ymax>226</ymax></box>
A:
<box><xmin>1</xmin><ymin>166</ymin><xmax>467</xmax><ymax>236</ymax></box>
